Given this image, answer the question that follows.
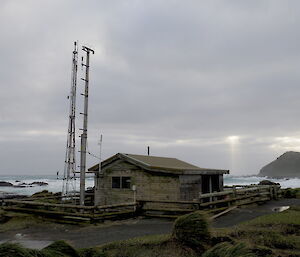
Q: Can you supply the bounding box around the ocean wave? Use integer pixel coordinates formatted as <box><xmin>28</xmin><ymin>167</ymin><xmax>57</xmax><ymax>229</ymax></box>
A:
<box><xmin>224</xmin><ymin>175</ymin><xmax>299</xmax><ymax>188</ymax></box>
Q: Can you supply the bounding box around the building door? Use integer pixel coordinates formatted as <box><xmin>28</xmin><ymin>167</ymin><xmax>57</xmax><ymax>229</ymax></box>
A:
<box><xmin>201</xmin><ymin>175</ymin><xmax>220</xmax><ymax>194</ymax></box>
<box><xmin>201</xmin><ymin>175</ymin><xmax>211</xmax><ymax>194</ymax></box>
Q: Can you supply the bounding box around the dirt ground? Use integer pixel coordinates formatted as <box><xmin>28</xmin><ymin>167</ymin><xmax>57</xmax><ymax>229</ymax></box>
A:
<box><xmin>0</xmin><ymin>198</ymin><xmax>299</xmax><ymax>249</ymax></box>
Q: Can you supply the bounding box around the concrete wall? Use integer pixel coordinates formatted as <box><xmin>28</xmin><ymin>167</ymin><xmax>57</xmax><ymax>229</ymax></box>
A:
<box><xmin>94</xmin><ymin>159</ymin><xmax>225</xmax><ymax>205</ymax></box>
<box><xmin>95</xmin><ymin>159</ymin><xmax>180</xmax><ymax>205</ymax></box>
<box><xmin>179</xmin><ymin>175</ymin><xmax>202</xmax><ymax>201</ymax></box>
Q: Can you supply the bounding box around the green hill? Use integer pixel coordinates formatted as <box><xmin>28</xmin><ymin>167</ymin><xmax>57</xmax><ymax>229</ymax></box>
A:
<box><xmin>259</xmin><ymin>151</ymin><xmax>300</xmax><ymax>178</ymax></box>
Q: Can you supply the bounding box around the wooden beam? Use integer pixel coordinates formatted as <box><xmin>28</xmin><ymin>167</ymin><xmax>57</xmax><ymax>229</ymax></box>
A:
<box><xmin>210</xmin><ymin>206</ymin><xmax>237</xmax><ymax>220</ymax></box>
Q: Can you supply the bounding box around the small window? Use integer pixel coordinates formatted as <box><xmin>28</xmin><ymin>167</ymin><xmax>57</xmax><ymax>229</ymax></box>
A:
<box><xmin>122</xmin><ymin>177</ymin><xmax>131</xmax><ymax>189</ymax></box>
<box><xmin>112</xmin><ymin>177</ymin><xmax>121</xmax><ymax>188</ymax></box>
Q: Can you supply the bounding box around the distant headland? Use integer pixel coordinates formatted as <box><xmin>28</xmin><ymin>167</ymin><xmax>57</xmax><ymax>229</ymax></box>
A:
<box><xmin>259</xmin><ymin>151</ymin><xmax>300</xmax><ymax>178</ymax></box>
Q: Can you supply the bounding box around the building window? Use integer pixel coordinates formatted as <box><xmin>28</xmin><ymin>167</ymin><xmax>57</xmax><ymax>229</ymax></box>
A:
<box><xmin>112</xmin><ymin>177</ymin><xmax>121</xmax><ymax>188</ymax></box>
<box><xmin>112</xmin><ymin>176</ymin><xmax>131</xmax><ymax>189</ymax></box>
<box><xmin>122</xmin><ymin>177</ymin><xmax>131</xmax><ymax>189</ymax></box>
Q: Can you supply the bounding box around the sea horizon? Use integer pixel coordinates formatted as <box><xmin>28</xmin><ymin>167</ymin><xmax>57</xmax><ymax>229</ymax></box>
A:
<box><xmin>0</xmin><ymin>174</ymin><xmax>299</xmax><ymax>197</ymax></box>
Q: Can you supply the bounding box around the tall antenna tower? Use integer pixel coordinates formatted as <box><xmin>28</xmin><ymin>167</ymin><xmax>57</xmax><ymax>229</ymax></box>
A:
<box><xmin>62</xmin><ymin>42</ymin><xmax>78</xmax><ymax>198</ymax></box>
<box><xmin>79</xmin><ymin>46</ymin><xmax>94</xmax><ymax>206</ymax></box>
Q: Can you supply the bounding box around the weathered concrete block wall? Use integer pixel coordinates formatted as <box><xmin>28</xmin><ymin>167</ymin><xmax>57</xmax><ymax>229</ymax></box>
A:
<box><xmin>179</xmin><ymin>175</ymin><xmax>202</xmax><ymax>201</ymax></box>
<box><xmin>96</xmin><ymin>160</ymin><xmax>180</xmax><ymax>205</ymax></box>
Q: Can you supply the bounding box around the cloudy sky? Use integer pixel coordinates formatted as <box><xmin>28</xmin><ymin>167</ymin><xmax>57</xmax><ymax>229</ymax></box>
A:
<box><xmin>1</xmin><ymin>0</ymin><xmax>300</xmax><ymax>175</ymax></box>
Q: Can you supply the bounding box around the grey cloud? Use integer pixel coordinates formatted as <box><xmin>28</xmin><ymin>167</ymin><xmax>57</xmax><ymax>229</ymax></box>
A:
<box><xmin>1</xmin><ymin>1</ymin><xmax>300</xmax><ymax>175</ymax></box>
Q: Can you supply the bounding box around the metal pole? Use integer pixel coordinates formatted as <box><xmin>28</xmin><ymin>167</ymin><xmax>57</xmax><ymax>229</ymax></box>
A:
<box><xmin>80</xmin><ymin>46</ymin><xmax>94</xmax><ymax>206</ymax></box>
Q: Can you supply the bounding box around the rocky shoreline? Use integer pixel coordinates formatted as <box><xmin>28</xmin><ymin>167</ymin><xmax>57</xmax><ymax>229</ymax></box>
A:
<box><xmin>0</xmin><ymin>180</ymin><xmax>48</xmax><ymax>200</ymax></box>
<box><xmin>0</xmin><ymin>181</ymin><xmax>48</xmax><ymax>188</ymax></box>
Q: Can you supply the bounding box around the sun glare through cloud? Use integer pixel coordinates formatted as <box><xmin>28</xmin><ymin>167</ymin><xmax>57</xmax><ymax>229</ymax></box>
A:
<box><xmin>226</xmin><ymin>135</ymin><xmax>240</xmax><ymax>174</ymax></box>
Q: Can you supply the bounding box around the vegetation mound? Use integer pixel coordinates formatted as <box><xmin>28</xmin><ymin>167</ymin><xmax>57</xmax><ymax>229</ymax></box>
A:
<box><xmin>172</xmin><ymin>211</ymin><xmax>210</xmax><ymax>251</ymax></box>
<box><xmin>42</xmin><ymin>240</ymin><xmax>79</xmax><ymax>257</ymax></box>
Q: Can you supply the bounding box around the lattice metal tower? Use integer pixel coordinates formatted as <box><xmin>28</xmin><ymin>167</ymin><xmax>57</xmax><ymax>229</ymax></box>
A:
<box><xmin>62</xmin><ymin>42</ymin><xmax>78</xmax><ymax>198</ymax></box>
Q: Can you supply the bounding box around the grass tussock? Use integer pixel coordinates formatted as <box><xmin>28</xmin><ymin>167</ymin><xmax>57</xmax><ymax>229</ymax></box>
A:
<box><xmin>0</xmin><ymin>241</ymin><xmax>81</xmax><ymax>257</ymax></box>
<box><xmin>201</xmin><ymin>242</ymin><xmax>255</xmax><ymax>257</ymax></box>
<box><xmin>172</xmin><ymin>211</ymin><xmax>211</xmax><ymax>254</ymax></box>
<box><xmin>0</xmin><ymin>243</ymin><xmax>34</xmax><ymax>257</ymax></box>
<box><xmin>41</xmin><ymin>240</ymin><xmax>80</xmax><ymax>257</ymax></box>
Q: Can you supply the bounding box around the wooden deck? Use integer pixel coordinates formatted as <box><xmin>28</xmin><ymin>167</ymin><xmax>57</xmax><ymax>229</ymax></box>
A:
<box><xmin>0</xmin><ymin>185</ymin><xmax>280</xmax><ymax>223</ymax></box>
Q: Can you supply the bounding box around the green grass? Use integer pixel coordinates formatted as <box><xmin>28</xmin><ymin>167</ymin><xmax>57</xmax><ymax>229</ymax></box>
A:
<box><xmin>95</xmin><ymin>234</ymin><xmax>193</xmax><ymax>257</ymax></box>
<box><xmin>0</xmin><ymin>213</ymin><xmax>41</xmax><ymax>233</ymax></box>
<box><xmin>223</xmin><ymin>205</ymin><xmax>300</xmax><ymax>256</ymax></box>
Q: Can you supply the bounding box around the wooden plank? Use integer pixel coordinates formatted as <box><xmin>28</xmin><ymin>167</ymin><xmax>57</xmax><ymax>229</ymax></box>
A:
<box><xmin>138</xmin><ymin>199</ymin><xmax>198</xmax><ymax>204</ymax></box>
<box><xmin>199</xmin><ymin>193</ymin><xmax>261</xmax><ymax>207</ymax></box>
<box><xmin>141</xmin><ymin>208</ymin><xmax>194</xmax><ymax>213</ymax></box>
<box><xmin>4</xmin><ymin>200</ymin><xmax>95</xmax><ymax>210</ymax></box>
<box><xmin>210</xmin><ymin>206</ymin><xmax>237</xmax><ymax>220</ymax></box>
<box><xmin>95</xmin><ymin>202</ymin><xmax>137</xmax><ymax>210</ymax></box>
<box><xmin>199</xmin><ymin>190</ymin><xmax>234</xmax><ymax>199</ymax></box>
<box><xmin>2</xmin><ymin>207</ymin><xmax>93</xmax><ymax>218</ymax></box>
<box><xmin>4</xmin><ymin>199</ymin><xmax>137</xmax><ymax>211</ymax></box>
<box><xmin>143</xmin><ymin>214</ymin><xmax>179</xmax><ymax>219</ymax></box>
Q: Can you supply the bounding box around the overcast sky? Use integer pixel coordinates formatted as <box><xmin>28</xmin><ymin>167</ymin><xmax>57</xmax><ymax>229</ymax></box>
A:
<box><xmin>1</xmin><ymin>0</ymin><xmax>300</xmax><ymax>175</ymax></box>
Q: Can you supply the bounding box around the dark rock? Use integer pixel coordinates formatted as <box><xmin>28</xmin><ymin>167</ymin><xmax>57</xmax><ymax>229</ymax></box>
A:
<box><xmin>29</xmin><ymin>181</ymin><xmax>48</xmax><ymax>186</ymax></box>
<box><xmin>259</xmin><ymin>151</ymin><xmax>300</xmax><ymax>178</ymax></box>
<box><xmin>258</xmin><ymin>180</ymin><xmax>280</xmax><ymax>186</ymax></box>
<box><xmin>0</xmin><ymin>181</ymin><xmax>13</xmax><ymax>187</ymax></box>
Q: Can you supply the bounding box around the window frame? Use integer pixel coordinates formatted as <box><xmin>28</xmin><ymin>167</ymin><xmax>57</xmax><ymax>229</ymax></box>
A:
<box><xmin>111</xmin><ymin>176</ymin><xmax>131</xmax><ymax>189</ymax></box>
<box><xmin>111</xmin><ymin>176</ymin><xmax>121</xmax><ymax>189</ymax></box>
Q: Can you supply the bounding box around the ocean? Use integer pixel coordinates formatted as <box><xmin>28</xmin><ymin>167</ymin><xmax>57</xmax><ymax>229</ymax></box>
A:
<box><xmin>0</xmin><ymin>174</ymin><xmax>299</xmax><ymax>196</ymax></box>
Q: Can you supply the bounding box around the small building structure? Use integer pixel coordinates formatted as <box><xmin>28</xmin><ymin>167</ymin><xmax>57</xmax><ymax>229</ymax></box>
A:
<box><xmin>89</xmin><ymin>153</ymin><xmax>229</xmax><ymax>206</ymax></box>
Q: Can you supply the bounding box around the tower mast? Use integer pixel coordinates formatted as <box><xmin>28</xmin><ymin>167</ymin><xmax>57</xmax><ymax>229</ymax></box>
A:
<box><xmin>62</xmin><ymin>42</ymin><xmax>78</xmax><ymax>198</ymax></box>
<box><xmin>79</xmin><ymin>46</ymin><xmax>94</xmax><ymax>206</ymax></box>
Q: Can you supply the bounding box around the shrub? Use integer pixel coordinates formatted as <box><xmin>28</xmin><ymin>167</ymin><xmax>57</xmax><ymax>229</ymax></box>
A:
<box><xmin>281</xmin><ymin>188</ymin><xmax>300</xmax><ymax>198</ymax></box>
<box><xmin>172</xmin><ymin>211</ymin><xmax>210</xmax><ymax>251</ymax></box>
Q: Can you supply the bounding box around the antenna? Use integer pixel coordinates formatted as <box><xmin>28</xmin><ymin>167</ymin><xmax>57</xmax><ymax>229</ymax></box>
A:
<box><xmin>79</xmin><ymin>45</ymin><xmax>94</xmax><ymax>206</ymax></box>
<box><xmin>62</xmin><ymin>41</ymin><xmax>78</xmax><ymax>200</ymax></box>
<box><xmin>99</xmin><ymin>134</ymin><xmax>103</xmax><ymax>169</ymax></box>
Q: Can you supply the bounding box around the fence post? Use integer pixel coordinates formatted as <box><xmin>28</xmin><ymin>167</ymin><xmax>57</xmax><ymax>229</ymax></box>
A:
<box><xmin>233</xmin><ymin>186</ymin><xmax>237</xmax><ymax>197</ymax></box>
